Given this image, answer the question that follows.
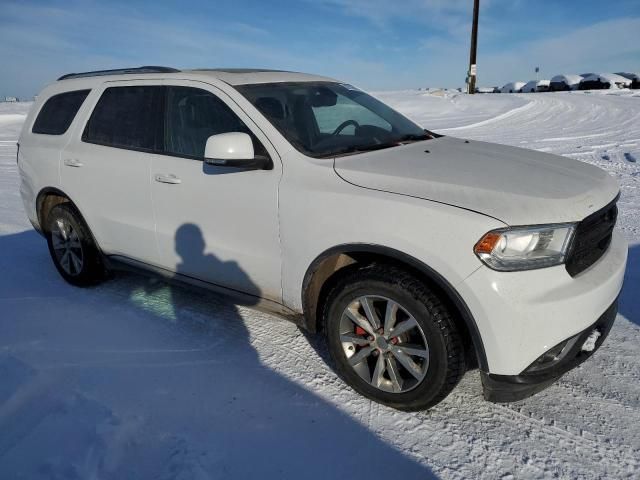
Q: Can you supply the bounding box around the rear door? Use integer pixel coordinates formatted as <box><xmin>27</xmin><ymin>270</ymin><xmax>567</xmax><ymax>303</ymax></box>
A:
<box><xmin>60</xmin><ymin>81</ymin><xmax>163</xmax><ymax>264</ymax></box>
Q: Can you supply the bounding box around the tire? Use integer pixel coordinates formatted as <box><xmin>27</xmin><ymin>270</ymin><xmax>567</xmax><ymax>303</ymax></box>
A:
<box><xmin>322</xmin><ymin>264</ymin><xmax>466</xmax><ymax>411</ymax></box>
<box><xmin>45</xmin><ymin>202</ymin><xmax>106</xmax><ymax>287</ymax></box>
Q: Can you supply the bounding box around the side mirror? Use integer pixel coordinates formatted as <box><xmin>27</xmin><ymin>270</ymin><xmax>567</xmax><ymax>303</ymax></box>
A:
<box><xmin>204</xmin><ymin>132</ymin><xmax>270</xmax><ymax>169</ymax></box>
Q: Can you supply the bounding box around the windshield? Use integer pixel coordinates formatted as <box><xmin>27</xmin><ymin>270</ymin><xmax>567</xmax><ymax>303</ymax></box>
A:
<box><xmin>236</xmin><ymin>82</ymin><xmax>432</xmax><ymax>158</ymax></box>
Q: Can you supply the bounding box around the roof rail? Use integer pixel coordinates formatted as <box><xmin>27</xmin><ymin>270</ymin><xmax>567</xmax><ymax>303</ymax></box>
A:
<box><xmin>57</xmin><ymin>66</ymin><xmax>180</xmax><ymax>81</ymax></box>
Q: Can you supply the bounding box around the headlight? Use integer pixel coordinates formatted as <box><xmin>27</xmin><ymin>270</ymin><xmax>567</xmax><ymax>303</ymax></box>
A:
<box><xmin>474</xmin><ymin>224</ymin><xmax>576</xmax><ymax>271</ymax></box>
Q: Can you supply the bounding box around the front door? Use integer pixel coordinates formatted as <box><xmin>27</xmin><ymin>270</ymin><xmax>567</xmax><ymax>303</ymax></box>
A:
<box><xmin>150</xmin><ymin>82</ymin><xmax>282</xmax><ymax>301</ymax></box>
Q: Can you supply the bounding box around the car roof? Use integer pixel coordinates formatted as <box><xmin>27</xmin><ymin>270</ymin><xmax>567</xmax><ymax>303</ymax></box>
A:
<box><xmin>185</xmin><ymin>68</ymin><xmax>337</xmax><ymax>85</ymax></box>
<box><xmin>54</xmin><ymin>66</ymin><xmax>338</xmax><ymax>88</ymax></box>
<box><xmin>550</xmin><ymin>74</ymin><xmax>583</xmax><ymax>84</ymax></box>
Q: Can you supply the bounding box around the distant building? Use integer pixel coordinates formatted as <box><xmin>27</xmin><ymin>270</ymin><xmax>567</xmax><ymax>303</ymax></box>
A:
<box><xmin>4</xmin><ymin>96</ymin><xmax>18</xmax><ymax>102</ymax></box>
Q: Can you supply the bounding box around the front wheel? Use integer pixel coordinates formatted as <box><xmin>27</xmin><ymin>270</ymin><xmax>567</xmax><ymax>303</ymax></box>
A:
<box><xmin>45</xmin><ymin>203</ymin><xmax>106</xmax><ymax>287</ymax></box>
<box><xmin>323</xmin><ymin>264</ymin><xmax>466</xmax><ymax>411</ymax></box>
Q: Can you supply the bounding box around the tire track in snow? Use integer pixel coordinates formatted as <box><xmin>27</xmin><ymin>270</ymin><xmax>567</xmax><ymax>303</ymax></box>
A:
<box><xmin>235</xmin><ymin>309</ymin><xmax>640</xmax><ymax>478</ymax></box>
<box><xmin>438</xmin><ymin>100</ymin><xmax>536</xmax><ymax>132</ymax></box>
<box><xmin>229</xmin><ymin>284</ymin><xmax>640</xmax><ymax>477</ymax></box>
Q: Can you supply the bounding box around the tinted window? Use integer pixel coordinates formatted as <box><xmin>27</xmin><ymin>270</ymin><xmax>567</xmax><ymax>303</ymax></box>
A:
<box><xmin>82</xmin><ymin>86</ymin><xmax>164</xmax><ymax>151</ymax></box>
<box><xmin>32</xmin><ymin>90</ymin><xmax>90</xmax><ymax>135</ymax></box>
<box><xmin>165</xmin><ymin>86</ymin><xmax>264</xmax><ymax>158</ymax></box>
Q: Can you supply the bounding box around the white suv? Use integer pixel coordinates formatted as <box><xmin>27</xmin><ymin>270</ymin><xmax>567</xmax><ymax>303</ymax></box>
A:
<box><xmin>18</xmin><ymin>67</ymin><xmax>627</xmax><ymax>410</ymax></box>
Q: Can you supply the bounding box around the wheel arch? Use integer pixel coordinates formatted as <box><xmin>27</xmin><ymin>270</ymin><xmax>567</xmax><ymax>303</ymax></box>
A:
<box><xmin>36</xmin><ymin>187</ymin><xmax>73</xmax><ymax>233</ymax></box>
<box><xmin>301</xmin><ymin>243</ymin><xmax>489</xmax><ymax>371</ymax></box>
<box><xmin>35</xmin><ymin>187</ymin><xmax>100</xmax><ymax>250</ymax></box>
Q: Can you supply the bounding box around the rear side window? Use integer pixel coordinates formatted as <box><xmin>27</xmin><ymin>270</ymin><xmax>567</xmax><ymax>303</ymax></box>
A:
<box><xmin>82</xmin><ymin>86</ymin><xmax>164</xmax><ymax>151</ymax></box>
<box><xmin>32</xmin><ymin>90</ymin><xmax>90</xmax><ymax>135</ymax></box>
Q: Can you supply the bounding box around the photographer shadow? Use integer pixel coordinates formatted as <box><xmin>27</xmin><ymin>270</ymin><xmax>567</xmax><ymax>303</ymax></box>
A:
<box><xmin>127</xmin><ymin>223</ymin><xmax>434</xmax><ymax>479</ymax></box>
<box><xmin>620</xmin><ymin>243</ymin><xmax>639</xmax><ymax>327</ymax></box>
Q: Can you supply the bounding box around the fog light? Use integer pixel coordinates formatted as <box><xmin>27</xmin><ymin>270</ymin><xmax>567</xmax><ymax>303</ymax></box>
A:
<box><xmin>527</xmin><ymin>340</ymin><xmax>569</xmax><ymax>372</ymax></box>
<box><xmin>537</xmin><ymin>343</ymin><xmax>566</xmax><ymax>364</ymax></box>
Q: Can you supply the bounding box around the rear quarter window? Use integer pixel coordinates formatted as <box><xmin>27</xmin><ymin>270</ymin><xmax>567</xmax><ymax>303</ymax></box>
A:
<box><xmin>32</xmin><ymin>90</ymin><xmax>91</xmax><ymax>135</ymax></box>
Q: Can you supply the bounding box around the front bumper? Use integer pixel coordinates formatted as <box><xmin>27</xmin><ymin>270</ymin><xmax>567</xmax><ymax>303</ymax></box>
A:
<box><xmin>481</xmin><ymin>299</ymin><xmax>617</xmax><ymax>402</ymax></box>
<box><xmin>457</xmin><ymin>227</ymin><xmax>627</xmax><ymax>376</ymax></box>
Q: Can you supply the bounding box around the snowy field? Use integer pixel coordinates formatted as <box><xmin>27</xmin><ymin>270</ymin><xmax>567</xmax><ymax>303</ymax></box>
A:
<box><xmin>1</xmin><ymin>90</ymin><xmax>639</xmax><ymax>479</ymax></box>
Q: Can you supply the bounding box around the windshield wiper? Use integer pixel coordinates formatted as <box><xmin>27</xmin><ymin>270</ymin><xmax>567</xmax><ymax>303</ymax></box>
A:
<box><xmin>318</xmin><ymin>131</ymin><xmax>438</xmax><ymax>158</ymax></box>
<box><xmin>396</xmin><ymin>132</ymin><xmax>432</xmax><ymax>142</ymax></box>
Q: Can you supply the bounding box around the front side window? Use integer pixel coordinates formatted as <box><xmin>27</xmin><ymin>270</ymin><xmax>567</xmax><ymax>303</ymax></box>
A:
<box><xmin>164</xmin><ymin>86</ymin><xmax>264</xmax><ymax>159</ymax></box>
<box><xmin>236</xmin><ymin>82</ymin><xmax>429</xmax><ymax>158</ymax></box>
<box><xmin>82</xmin><ymin>86</ymin><xmax>164</xmax><ymax>151</ymax></box>
<box><xmin>32</xmin><ymin>89</ymin><xmax>90</xmax><ymax>135</ymax></box>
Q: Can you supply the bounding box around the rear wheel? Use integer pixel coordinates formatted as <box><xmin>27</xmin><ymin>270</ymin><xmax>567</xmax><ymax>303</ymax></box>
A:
<box><xmin>323</xmin><ymin>264</ymin><xmax>466</xmax><ymax>411</ymax></box>
<box><xmin>45</xmin><ymin>203</ymin><xmax>106</xmax><ymax>286</ymax></box>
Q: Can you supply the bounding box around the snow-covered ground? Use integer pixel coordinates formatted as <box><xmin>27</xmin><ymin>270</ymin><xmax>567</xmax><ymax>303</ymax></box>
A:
<box><xmin>1</xmin><ymin>91</ymin><xmax>639</xmax><ymax>479</ymax></box>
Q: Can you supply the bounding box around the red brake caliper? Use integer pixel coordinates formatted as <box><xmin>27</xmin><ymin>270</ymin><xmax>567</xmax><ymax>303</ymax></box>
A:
<box><xmin>355</xmin><ymin>326</ymin><xmax>367</xmax><ymax>336</ymax></box>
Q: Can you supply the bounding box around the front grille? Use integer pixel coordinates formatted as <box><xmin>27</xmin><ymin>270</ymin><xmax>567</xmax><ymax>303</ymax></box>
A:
<box><xmin>565</xmin><ymin>197</ymin><xmax>618</xmax><ymax>277</ymax></box>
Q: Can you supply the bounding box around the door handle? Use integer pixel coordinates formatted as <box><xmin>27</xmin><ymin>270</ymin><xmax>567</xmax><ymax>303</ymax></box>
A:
<box><xmin>64</xmin><ymin>158</ymin><xmax>83</xmax><ymax>168</ymax></box>
<box><xmin>154</xmin><ymin>173</ymin><xmax>182</xmax><ymax>184</ymax></box>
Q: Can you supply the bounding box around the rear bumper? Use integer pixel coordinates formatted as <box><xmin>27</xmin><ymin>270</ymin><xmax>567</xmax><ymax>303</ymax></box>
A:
<box><xmin>481</xmin><ymin>299</ymin><xmax>617</xmax><ymax>402</ymax></box>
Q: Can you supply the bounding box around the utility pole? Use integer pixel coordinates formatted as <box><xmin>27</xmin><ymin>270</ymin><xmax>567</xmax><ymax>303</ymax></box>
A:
<box><xmin>467</xmin><ymin>0</ymin><xmax>480</xmax><ymax>94</ymax></box>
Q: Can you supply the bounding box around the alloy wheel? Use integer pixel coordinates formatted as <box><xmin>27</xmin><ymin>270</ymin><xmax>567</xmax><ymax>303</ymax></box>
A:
<box><xmin>51</xmin><ymin>218</ymin><xmax>84</xmax><ymax>276</ymax></box>
<box><xmin>339</xmin><ymin>295</ymin><xmax>429</xmax><ymax>393</ymax></box>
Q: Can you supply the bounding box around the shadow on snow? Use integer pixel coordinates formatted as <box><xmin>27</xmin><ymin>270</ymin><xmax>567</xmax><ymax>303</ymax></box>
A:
<box><xmin>0</xmin><ymin>228</ymin><xmax>433</xmax><ymax>479</ymax></box>
<box><xmin>620</xmin><ymin>243</ymin><xmax>639</xmax><ymax>327</ymax></box>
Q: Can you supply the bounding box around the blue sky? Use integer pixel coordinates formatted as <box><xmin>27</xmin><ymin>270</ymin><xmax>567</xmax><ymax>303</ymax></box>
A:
<box><xmin>1</xmin><ymin>0</ymin><xmax>639</xmax><ymax>98</ymax></box>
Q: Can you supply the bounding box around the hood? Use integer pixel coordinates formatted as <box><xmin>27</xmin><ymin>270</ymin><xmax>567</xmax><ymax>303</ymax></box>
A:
<box><xmin>333</xmin><ymin>137</ymin><xmax>619</xmax><ymax>225</ymax></box>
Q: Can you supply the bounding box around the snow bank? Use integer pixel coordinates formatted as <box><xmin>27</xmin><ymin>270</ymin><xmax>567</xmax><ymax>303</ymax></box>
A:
<box><xmin>0</xmin><ymin>102</ymin><xmax>31</xmax><ymax>143</ymax></box>
<box><xmin>0</xmin><ymin>101</ymin><xmax>32</xmax><ymax>116</ymax></box>
<box><xmin>372</xmin><ymin>90</ymin><xmax>528</xmax><ymax>129</ymax></box>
